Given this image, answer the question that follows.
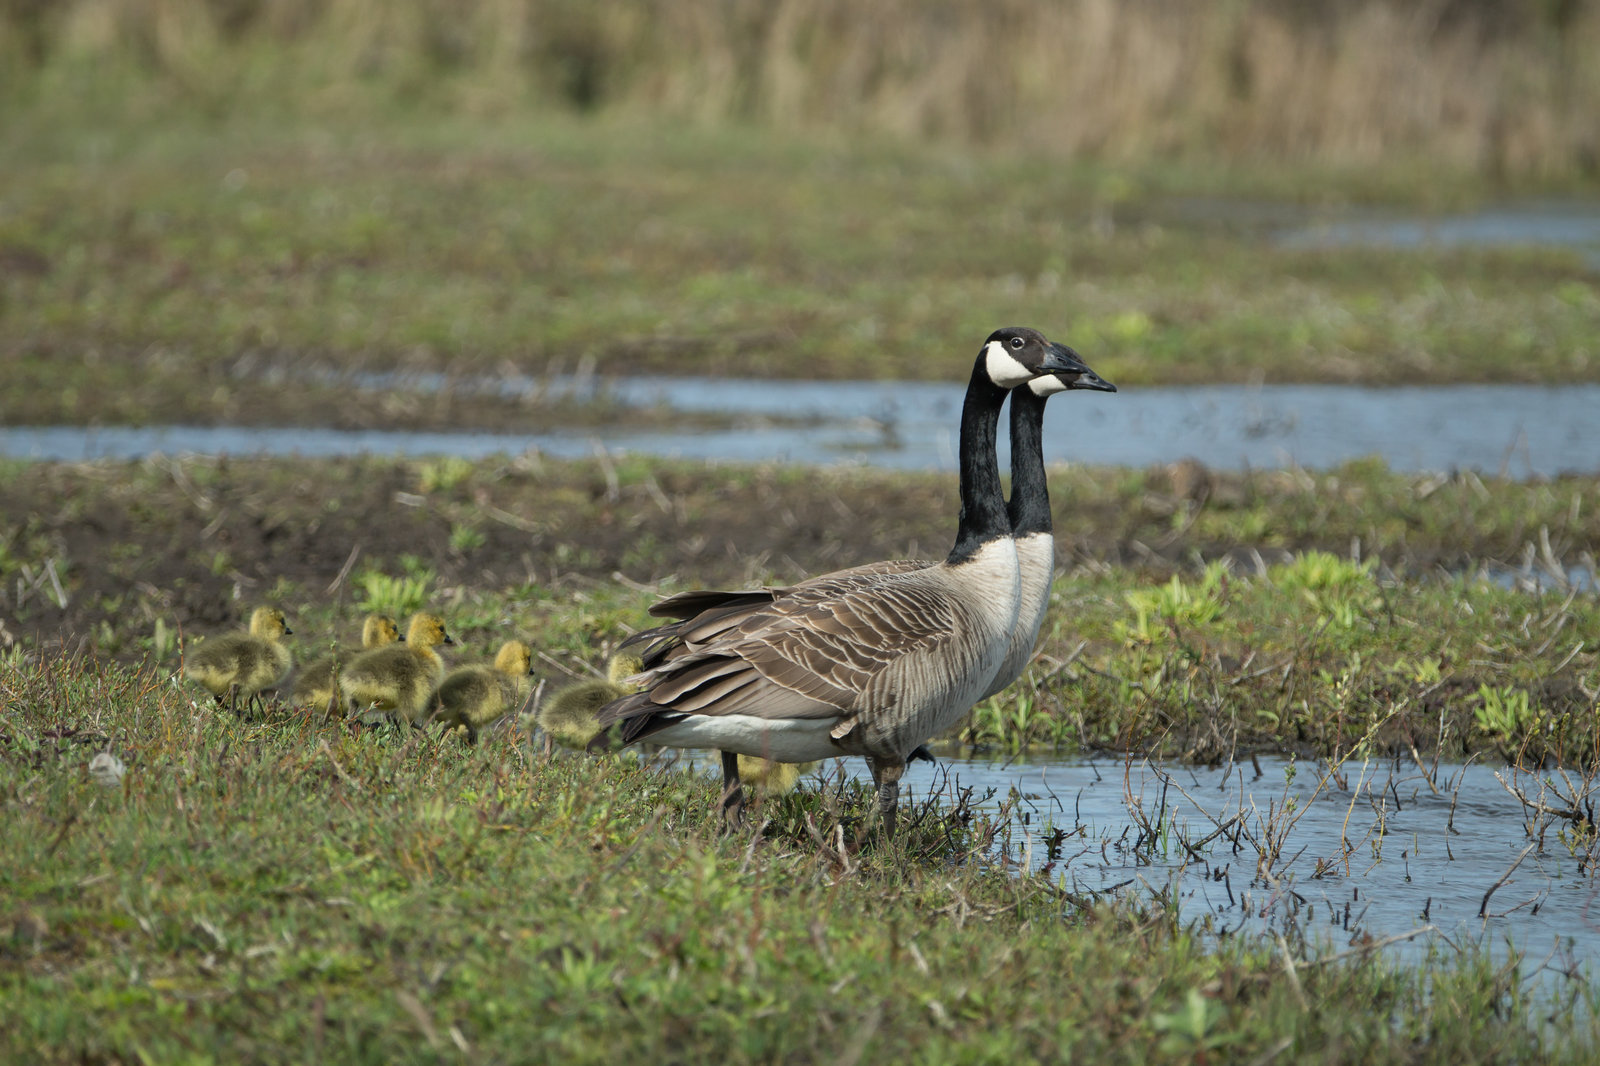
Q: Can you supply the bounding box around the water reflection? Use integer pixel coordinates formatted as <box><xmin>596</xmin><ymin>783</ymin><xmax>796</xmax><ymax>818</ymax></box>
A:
<box><xmin>5</xmin><ymin>381</ymin><xmax>1599</xmax><ymax>477</ymax></box>
<box><xmin>800</xmin><ymin>751</ymin><xmax>1599</xmax><ymax>990</ymax></box>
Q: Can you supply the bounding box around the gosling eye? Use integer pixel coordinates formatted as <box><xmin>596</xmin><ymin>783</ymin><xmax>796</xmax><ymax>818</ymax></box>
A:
<box><xmin>1009</xmin><ymin>336</ymin><xmax>1025</xmax><ymax>350</ymax></box>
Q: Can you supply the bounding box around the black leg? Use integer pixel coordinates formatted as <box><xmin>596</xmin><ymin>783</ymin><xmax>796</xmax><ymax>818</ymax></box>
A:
<box><xmin>908</xmin><ymin>745</ymin><xmax>937</xmax><ymax>764</ymax></box>
<box><xmin>719</xmin><ymin>750</ymin><xmax>745</xmax><ymax>829</ymax></box>
<box><xmin>866</xmin><ymin>756</ymin><xmax>905</xmax><ymax>837</ymax></box>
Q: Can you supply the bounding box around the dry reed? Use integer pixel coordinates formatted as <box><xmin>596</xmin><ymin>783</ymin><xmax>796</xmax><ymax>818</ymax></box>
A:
<box><xmin>3</xmin><ymin>0</ymin><xmax>1598</xmax><ymax>176</ymax></box>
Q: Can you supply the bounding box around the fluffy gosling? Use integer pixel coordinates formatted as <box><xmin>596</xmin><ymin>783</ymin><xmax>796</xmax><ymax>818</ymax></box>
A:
<box><xmin>536</xmin><ymin>652</ymin><xmax>643</xmax><ymax>751</ymax></box>
<box><xmin>293</xmin><ymin>613</ymin><xmax>403</xmax><ymax>712</ymax></box>
<box><xmin>427</xmin><ymin>640</ymin><xmax>535</xmax><ymax>743</ymax></box>
<box><xmin>183</xmin><ymin>606</ymin><xmax>293</xmax><ymax>717</ymax></box>
<box><xmin>339</xmin><ymin>612</ymin><xmax>454</xmax><ymax>726</ymax></box>
<box><xmin>736</xmin><ymin>756</ymin><xmax>814</xmax><ymax>796</ymax></box>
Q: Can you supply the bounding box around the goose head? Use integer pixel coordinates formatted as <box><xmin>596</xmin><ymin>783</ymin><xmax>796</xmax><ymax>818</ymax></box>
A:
<box><xmin>1027</xmin><ymin>346</ymin><xmax>1116</xmax><ymax>398</ymax></box>
<box><xmin>981</xmin><ymin>326</ymin><xmax>1110</xmax><ymax>391</ymax></box>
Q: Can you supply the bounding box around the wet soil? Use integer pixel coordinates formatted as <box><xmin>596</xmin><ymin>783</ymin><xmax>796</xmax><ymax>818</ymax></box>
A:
<box><xmin>2</xmin><ymin>453</ymin><xmax>1594</xmax><ymax>659</ymax></box>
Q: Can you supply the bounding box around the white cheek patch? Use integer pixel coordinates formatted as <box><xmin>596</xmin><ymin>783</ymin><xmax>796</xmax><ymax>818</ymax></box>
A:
<box><xmin>984</xmin><ymin>341</ymin><xmax>1034</xmax><ymax>388</ymax></box>
<box><xmin>1028</xmin><ymin>375</ymin><xmax>1072</xmax><ymax>396</ymax></box>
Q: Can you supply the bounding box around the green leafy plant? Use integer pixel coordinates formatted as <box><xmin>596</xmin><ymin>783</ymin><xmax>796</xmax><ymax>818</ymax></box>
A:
<box><xmin>1474</xmin><ymin>684</ymin><xmax>1535</xmax><ymax>738</ymax></box>
<box><xmin>355</xmin><ymin>564</ymin><xmax>435</xmax><ymax>617</ymax></box>
<box><xmin>449</xmin><ymin>522</ymin><xmax>486</xmax><ymax>553</ymax></box>
<box><xmin>1270</xmin><ymin>550</ymin><xmax>1378</xmax><ymax>630</ymax></box>
<box><xmin>1152</xmin><ymin>987</ymin><xmax>1238</xmax><ymax>1057</ymax></box>
<box><xmin>1117</xmin><ymin>560</ymin><xmax>1230</xmax><ymax>645</ymax></box>
<box><xmin>417</xmin><ymin>457</ymin><xmax>474</xmax><ymax>494</ymax></box>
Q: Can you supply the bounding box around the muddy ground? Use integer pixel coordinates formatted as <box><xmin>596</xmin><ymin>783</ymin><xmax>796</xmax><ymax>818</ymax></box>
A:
<box><xmin>2</xmin><ymin>451</ymin><xmax>1595</xmax><ymax>659</ymax></box>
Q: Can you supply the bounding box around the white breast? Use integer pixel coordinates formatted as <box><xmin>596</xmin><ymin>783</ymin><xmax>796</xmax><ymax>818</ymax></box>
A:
<box><xmin>903</xmin><ymin>536</ymin><xmax>1021</xmax><ymax>745</ymax></box>
<box><xmin>982</xmin><ymin>531</ymin><xmax>1054</xmax><ymax>698</ymax></box>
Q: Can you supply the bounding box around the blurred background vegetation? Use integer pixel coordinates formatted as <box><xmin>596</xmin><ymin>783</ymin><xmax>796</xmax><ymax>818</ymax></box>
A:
<box><xmin>3</xmin><ymin>0</ymin><xmax>1599</xmax><ymax>415</ymax></box>
<box><xmin>3</xmin><ymin>0</ymin><xmax>1598</xmax><ymax>179</ymax></box>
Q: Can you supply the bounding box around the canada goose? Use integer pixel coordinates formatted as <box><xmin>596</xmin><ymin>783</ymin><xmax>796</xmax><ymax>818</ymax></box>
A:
<box><xmin>292</xmin><ymin>614</ymin><xmax>403</xmax><ymax>711</ymax></box>
<box><xmin>183</xmin><ymin>606</ymin><xmax>293</xmax><ymax>717</ymax></box>
<box><xmin>983</xmin><ymin>360</ymin><xmax>1116</xmax><ymax>699</ymax></box>
<box><xmin>427</xmin><ymin>640</ymin><xmax>534</xmax><ymax>743</ymax></box>
<box><xmin>597</xmin><ymin>327</ymin><xmax>1101</xmax><ymax>832</ymax></box>
<box><xmin>630</xmin><ymin>361</ymin><xmax>1118</xmax><ymax>714</ymax></box>
<box><xmin>536</xmin><ymin>652</ymin><xmax>644</xmax><ymax>751</ymax></box>
<box><xmin>339</xmin><ymin>611</ymin><xmax>455</xmax><ymax>726</ymax></box>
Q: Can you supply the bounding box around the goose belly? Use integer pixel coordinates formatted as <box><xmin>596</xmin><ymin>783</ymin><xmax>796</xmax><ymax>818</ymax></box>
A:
<box><xmin>982</xmin><ymin>531</ymin><xmax>1054</xmax><ymax>698</ymax></box>
<box><xmin>647</xmin><ymin>715</ymin><xmax>846</xmax><ymax>763</ymax></box>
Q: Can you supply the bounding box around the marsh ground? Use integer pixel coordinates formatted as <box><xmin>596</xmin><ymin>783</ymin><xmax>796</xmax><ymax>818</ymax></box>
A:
<box><xmin>5</xmin><ymin>14</ymin><xmax>1600</xmax><ymax>1056</ymax></box>
<box><xmin>3</xmin><ymin>452</ymin><xmax>1596</xmax><ymax>762</ymax></box>
<box><xmin>3</xmin><ymin>113</ymin><xmax>1599</xmax><ymax>433</ymax></box>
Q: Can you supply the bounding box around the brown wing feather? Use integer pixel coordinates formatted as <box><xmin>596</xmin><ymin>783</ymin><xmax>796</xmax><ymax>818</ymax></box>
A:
<box><xmin>599</xmin><ymin>571</ymin><xmax>958</xmax><ymax>737</ymax></box>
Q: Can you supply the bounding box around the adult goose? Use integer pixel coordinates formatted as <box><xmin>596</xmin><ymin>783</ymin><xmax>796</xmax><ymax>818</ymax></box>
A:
<box><xmin>984</xmin><ymin>360</ymin><xmax>1116</xmax><ymax>697</ymax></box>
<box><xmin>596</xmin><ymin>327</ymin><xmax>1100</xmax><ymax>832</ymax></box>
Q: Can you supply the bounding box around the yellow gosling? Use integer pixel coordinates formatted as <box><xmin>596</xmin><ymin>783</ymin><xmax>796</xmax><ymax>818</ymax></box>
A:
<box><xmin>536</xmin><ymin>652</ymin><xmax>644</xmax><ymax>751</ymax></box>
<box><xmin>293</xmin><ymin>614</ymin><xmax>402</xmax><ymax>710</ymax></box>
<box><xmin>428</xmin><ymin>640</ymin><xmax>535</xmax><ymax>743</ymax></box>
<box><xmin>183</xmin><ymin>606</ymin><xmax>293</xmax><ymax>717</ymax></box>
<box><xmin>735</xmin><ymin>756</ymin><xmax>816</xmax><ymax>796</ymax></box>
<box><xmin>339</xmin><ymin>612</ymin><xmax>454</xmax><ymax>727</ymax></box>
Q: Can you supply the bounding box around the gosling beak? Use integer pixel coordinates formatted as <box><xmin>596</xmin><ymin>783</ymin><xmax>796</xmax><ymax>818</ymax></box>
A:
<box><xmin>284</xmin><ymin>626</ymin><xmax>294</xmax><ymax>635</ymax></box>
<box><xmin>1041</xmin><ymin>341</ymin><xmax>1117</xmax><ymax>393</ymax></box>
<box><xmin>443</xmin><ymin>634</ymin><xmax>456</xmax><ymax>645</ymax></box>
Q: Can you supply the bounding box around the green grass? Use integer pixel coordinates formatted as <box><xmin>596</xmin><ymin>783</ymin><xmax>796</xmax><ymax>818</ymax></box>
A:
<box><xmin>4</xmin><ymin>653</ymin><xmax>1597</xmax><ymax>1063</ymax></box>
<box><xmin>2</xmin><ymin>111</ymin><xmax>1598</xmax><ymax>432</ymax></box>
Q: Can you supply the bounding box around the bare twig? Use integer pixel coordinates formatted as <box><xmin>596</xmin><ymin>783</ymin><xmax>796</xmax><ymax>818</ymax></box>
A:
<box><xmin>1276</xmin><ymin>933</ymin><xmax>1310</xmax><ymax>1010</ymax></box>
<box><xmin>1479</xmin><ymin>843</ymin><xmax>1538</xmax><ymax>918</ymax></box>
<box><xmin>1301</xmin><ymin>925</ymin><xmax>1440</xmax><ymax>968</ymax></box>
<box><xmin>325</xmin><ymin>543</ymin><xmax>362</xmax><ymax>595</ymax></box>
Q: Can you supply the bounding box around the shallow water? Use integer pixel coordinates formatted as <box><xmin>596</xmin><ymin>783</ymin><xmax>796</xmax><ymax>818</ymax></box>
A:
<box><xmin>5</xmin><ymin>380</ymin><xmax>1599</xmax><ymax>478</ymax></box>
<box><xmin>823</xmin><ymin>751</ymin><xmax>1600</xmax><ymax>986</ymax></box>
<box><xmin>1274</xmin><ymin>202</ymin><xmax>1600</xmax><ymax>268</ymax></box>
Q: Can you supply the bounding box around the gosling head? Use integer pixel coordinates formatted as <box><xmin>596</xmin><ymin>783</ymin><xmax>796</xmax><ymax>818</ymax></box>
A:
<box><xmin>980</xmin><ymin>326</ymin><xmax>1107</xmax><ymax>391</ymax></box>
<box><xmin>405</xmin><ymin>612</ymin><xmax>455</xmax><ymax>648</ymax></box>
<box><xmin>606</xmin><ymin>652</ymin><xmax>644</xmax><ymax>687</ymax></box>
<box><xmin>362</xmin><ymin>614</ymin><xmax>403</xmax><ymax>648</ymax></box>
<box><xmin>248</xmin><ymin>606</ymin><xmax>292</xmax><ymax>639</ymax></box>
<box><xmin>494</xmin><ymin>640</ymin><xmax>535</xmax><ymax>677</ymax></box>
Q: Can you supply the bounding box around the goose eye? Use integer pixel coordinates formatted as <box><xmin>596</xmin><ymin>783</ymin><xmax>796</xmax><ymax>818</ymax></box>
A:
<box><xmin>1009</xmin><ymin>336</ymin><xmax>1025</xmax><ymax>350</ymax></box>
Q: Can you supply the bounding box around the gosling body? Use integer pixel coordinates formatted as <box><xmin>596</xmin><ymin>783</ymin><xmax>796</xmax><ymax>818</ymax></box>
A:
<box><xmin>184</xmin><ymin>606</ymin><xmax>294</xmax><ymax>717</ymax></box>
<box><xmin>537</xmin><ymin>654</ymin><xmax>643</xmax><ymax>750</ymax></box>
<box><xmin>293</xmin><ymin>614</ymin><xmax>402</xmax><ymax>709</ymax></box>
<box><xmin>428</xmin><ymin>640</ymin><xmax>534</xmax><ymax>742</ymax></box>
<box><xmin>339</xmin><ymin>612</ymin><xmax>454</xmax><ymax>725</ymax></box>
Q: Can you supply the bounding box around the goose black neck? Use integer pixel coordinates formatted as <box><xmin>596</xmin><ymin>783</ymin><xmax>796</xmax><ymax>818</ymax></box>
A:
<box><xmin>1006</xmin><ymin>387</ymin><xmax>1051</xmax><ymax>537</ymax></box>
<box><xmin>946</xmin><ymin>361</ymin><xmax>1011</xmax><ymax>565</ymax></box>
